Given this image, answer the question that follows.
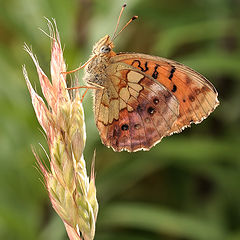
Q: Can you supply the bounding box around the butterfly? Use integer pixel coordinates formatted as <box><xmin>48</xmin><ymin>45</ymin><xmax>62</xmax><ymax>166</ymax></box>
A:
<box><xmin>66</xmin><ymin>4</ymin><xmax>219</xmax><ymax>152</ymax></box>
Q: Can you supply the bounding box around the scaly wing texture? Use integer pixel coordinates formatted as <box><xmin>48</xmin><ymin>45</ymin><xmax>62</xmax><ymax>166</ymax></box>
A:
<box><xmin>114</xmin><ymin>53</ymin><xmax>219</xmax><ymax>132</ymax></box>
<box><xmin>94</xmin><ymin>53</ymin><xmax>219</xmax><ymax>152</ymax></box>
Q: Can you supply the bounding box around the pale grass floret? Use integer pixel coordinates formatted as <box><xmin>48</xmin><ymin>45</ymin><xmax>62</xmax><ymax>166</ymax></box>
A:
<box><xmin>23</xmin><ymin>20</ymin><xmax>98</xmax><ymax>240</ymax></box>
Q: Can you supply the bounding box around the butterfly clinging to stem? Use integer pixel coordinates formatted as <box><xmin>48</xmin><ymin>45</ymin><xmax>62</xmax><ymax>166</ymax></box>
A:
<box><xmin>64</xmin><ymin>3</ymin><xmax>219</xmax><ymax>152</ymax></box>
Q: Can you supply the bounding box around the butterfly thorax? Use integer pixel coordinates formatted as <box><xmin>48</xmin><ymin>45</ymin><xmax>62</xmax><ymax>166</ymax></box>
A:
<box><xmin>83</xmin><ymin>35</ymin><xmax>116</xmax><ymax>88</ymax></box>
<box><xmin>84</xmin><ymin>54</ymin><xmax>111</xmax><ymax>87</ymax></box>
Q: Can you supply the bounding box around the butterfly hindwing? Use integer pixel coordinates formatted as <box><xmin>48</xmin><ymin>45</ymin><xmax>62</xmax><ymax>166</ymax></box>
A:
<box><xmin>94</xmin><ymin>63</ymin><xmax>180</xmax><ymax>151</ymax></box>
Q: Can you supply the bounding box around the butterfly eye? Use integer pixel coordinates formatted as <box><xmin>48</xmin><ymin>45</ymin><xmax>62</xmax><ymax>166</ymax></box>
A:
<box><xmin>100</xmin><ymin>45</ymin><xmax>111</xmax><ymax>53</ymax></box>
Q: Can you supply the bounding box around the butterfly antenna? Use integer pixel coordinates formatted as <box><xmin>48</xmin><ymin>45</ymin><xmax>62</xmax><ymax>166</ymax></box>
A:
<box><xmin>112</xmin><ymin>15</ymin><xmax>138</xmax><ymax>42</ymax></box>
<box><xmin>112</xmin><ymin>3</ymin><xmax>127</xmax><ymax>40</ymax></box>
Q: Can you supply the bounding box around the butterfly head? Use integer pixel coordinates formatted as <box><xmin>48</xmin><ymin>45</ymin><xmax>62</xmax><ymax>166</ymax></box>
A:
<box><xmin>92</xmin><ymin>35</ymin><xmax>115</xmax><ymax>57</ymax></box>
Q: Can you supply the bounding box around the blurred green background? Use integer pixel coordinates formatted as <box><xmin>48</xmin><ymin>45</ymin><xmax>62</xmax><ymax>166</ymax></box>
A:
<box><xmin>1</xmin><ymin>0</ymin><xmax>240</xmax><ymax>239</ymax></box>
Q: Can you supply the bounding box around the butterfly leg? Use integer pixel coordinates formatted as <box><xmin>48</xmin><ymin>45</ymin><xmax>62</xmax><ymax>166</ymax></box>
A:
<box><xmin>80</xmin><ymin>89</ymin><xmax>88</xmax><ymax>103</ymax></box>
<box><xmin>66</xmin><ymin>85</ymin><xmax>101</xmax><ymax>102</ymax></box>
<box><xmin>61</xmin><ymin>55</ymin><xmax>97</xmax><ymax>75</ymax></box>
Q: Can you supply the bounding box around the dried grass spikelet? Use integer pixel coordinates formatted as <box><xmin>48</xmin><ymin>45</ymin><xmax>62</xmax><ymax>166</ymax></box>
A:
<box><xmin>23</xmin><ymin>20</ymin><xmax>98</xmax><ymax>240</ymax></box>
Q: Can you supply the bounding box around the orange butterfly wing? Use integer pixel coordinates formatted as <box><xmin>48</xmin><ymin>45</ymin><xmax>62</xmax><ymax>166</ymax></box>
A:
<box><xmin>94</xmin><ymin>53</ymin><xmax>219</xmax><ymax>152</ymax></box>
<box><xmin>114</xmin><ymin>53</ymin><xmax>219</xmax><ymax>131</ymax></box>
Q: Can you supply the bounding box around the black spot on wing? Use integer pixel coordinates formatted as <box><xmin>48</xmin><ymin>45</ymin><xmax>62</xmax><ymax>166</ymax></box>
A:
<box><xmin>143</xmin><ymin>62</ymin><xmax>149</xmax><ymax>72</ymax></box>
<box><xmin>121</xmin><ymin>124</ymin><xmax>129</xmax><ymax>131</ymax></box>
<box><xmin>137</xmin><ymin>104</ymin><xmax>144</xmax><ymax>113</ymax></box>
<box><xmin>152</xmin><ymin>64</ymin><xmax>160</xmax><ymax>79</ymax></box>
<box><xmin>131</xmin><ymin>60</ymin><xmax>149</xmax><ymax>72</ymax></box>
<box><xmin>171</xmin><ymin>84</ymin><xmax>177</xmax><ymax>92</ymax></box>
<box><xmin>147</xmin><ymin>106</ymin><xmax>155</xmax><ymax>115</ymax></box>
<box><xmin>153</xmin><ymin>98</ymin><xmax>159</xmax><ymax>104</ymax></box>
<box><xmin>169</xmin><ymin>66</ymin><xmax>176</xmax><ymax>80</ymax></box>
